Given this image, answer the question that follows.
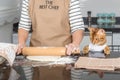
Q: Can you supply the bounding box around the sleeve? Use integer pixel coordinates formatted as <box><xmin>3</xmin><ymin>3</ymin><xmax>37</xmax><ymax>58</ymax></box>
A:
<box><xmin>18</xmin><ymin>0</ymin><xmax>31</xmax><ymax>31</ymax></box>
<box><xmin>69</xmin><ymin>0</ymin><xmax>85</xmax><ymax>33</ymax></box>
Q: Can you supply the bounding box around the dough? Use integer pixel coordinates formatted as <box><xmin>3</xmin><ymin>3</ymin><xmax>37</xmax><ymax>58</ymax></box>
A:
<box><xmin>26</xmin><ymin>56</ymin><xmax>61</xmax><ymax>62</ymax></box>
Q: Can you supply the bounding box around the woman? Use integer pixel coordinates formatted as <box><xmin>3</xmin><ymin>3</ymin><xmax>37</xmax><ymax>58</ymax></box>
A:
<box><xmin>17</xmin><ymin>0</ymin><xmax>85</xmax><ymax>80</ymax></box>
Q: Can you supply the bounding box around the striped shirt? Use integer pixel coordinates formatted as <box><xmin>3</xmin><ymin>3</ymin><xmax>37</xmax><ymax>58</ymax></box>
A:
<box><xmin>19</xmin><ymin>0</ymin><xmax>84</xmax><ymax>33</ymax></box>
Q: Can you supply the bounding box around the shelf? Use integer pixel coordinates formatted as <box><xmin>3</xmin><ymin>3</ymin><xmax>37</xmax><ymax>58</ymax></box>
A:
<box><xmin>85</xmin><ymin>25</ymin><xmax>120</xmax><ymax>33</ymax></box>
<box><xmin>103</xmin><ymin>27</ymin><xmax>120</xmax><ymax>33</ymax></box>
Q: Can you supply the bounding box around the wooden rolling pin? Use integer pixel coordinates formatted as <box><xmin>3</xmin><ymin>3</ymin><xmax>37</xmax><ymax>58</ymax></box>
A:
<box><xmin>22</xmin><ymin>47</ymin><xmax>80</xmax><ymax>56</ymax></box>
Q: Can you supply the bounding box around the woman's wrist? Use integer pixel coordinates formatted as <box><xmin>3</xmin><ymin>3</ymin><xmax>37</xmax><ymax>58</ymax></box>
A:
<box><xmin>65</xmin><ymin>43</ymin><xmax>80</xmax><ymax>55</ymax></box>
<box><xmin>17</xmin><ymin>43</ymin><xmax>26</xmax><ymax>54</ymax></box>
<box><xmin>72</xmin><ymin>42</ymin><xmax>80</xmax><ymax>47</ymax></box>
<box><xmin>18</xmin><ymin>43</ymin><xmax>25</xmax><ymax>48</ymax></box>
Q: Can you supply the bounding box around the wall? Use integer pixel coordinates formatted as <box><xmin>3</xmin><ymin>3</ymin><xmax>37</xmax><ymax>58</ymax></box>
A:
<box><xmin>0</xmin><ymin>0</ymin><xmax>19</xmax><ymax>43</ymax></box>
<box><xmin>0</xmin><ymin>0</ymin><xmax>18</xmax><ymax>10</ymax></box>
<box><xmin>80</xmin><ymin>0</ymin><xmax>120</xmax><ymax>17</ymax></box>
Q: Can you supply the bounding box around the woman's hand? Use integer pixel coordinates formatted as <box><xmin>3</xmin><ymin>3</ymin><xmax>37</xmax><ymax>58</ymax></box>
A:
<box><xmin>16</xmin><ymin>43</ymin><xmax>26</xmax><ymax>55</ymax></box>
<box><xmin>65</xmin><ymin>43</ymin><xmax>80</xmax><ymax>55</ymax></box>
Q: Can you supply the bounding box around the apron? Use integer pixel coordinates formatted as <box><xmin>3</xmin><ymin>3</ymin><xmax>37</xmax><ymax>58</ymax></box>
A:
<box><xmin>29</xmin><ymin>0</ymin><xmax>72</xmax><ymax>47</ymax></box>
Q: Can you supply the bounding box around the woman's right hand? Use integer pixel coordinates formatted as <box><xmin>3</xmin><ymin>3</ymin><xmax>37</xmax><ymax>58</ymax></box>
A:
<box><xmin>65</xmin><ymin>43</ymin><xmax>80</xmax><ymax>56</ymax></box>
<box><xmin>16</xmin><ymin>43</ymin><xmax>26</xmax><ymax>55</ymax></box>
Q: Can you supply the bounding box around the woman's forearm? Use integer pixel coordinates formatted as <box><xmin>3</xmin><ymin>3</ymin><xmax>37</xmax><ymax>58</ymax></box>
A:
<box><xmin>72</xmin><ymin>30</ymin><xmax>84</xmax><ymax>46</ymax></box>
<box><xmin>18</xmin><ymin>28</ymin><xmax>29</xmax><ymax>46</ymax></box>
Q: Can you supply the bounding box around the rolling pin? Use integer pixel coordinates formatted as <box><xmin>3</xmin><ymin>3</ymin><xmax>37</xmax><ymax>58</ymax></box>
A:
<box><xmin>22</xmin><ymin>47</ymin><xmax>80</xmax><ymax>56</ymax></box>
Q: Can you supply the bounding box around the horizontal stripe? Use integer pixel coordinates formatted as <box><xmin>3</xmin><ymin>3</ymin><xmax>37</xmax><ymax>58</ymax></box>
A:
<box><xmin>19</xmin><ymin>27</ymin><xmax>30</xmax><ymax>31</ymax></box>
<box><xmin>70</xmin><ymin>19</ymin><xmax>83</xmax><ymax>24</ymax></box>
<box><xmin>19</xmin><ymin>21</ymin><xmax>31</xmax><ymax>26</ymax></box>
<box><xmin>19</xmin><ymin>24</ymin><xmax>31</xmax><ymax>29</ymax></box>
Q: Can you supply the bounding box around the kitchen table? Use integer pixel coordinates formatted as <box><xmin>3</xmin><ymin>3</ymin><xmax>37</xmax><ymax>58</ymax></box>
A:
<box><xmin>0</xmin><ymin>51</ymin><xmax>120</xmax><ymax>80</ymax></box>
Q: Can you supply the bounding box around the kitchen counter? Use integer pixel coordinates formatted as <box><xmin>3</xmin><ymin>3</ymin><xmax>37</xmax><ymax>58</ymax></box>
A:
<box><xmin>0</xmin><ymin>51</ymin><xmax>120</xmax><ymax>80</ymax></box>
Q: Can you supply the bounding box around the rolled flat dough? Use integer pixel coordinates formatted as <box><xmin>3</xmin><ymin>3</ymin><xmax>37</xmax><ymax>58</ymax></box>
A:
<box><xmin>26</xmin><ymin>56</ymin><xmax>61</xmax><ymax>62</ymax></box>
